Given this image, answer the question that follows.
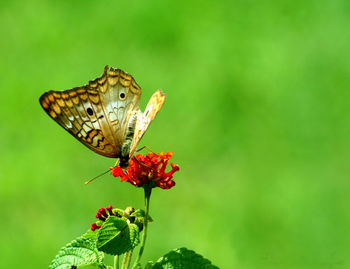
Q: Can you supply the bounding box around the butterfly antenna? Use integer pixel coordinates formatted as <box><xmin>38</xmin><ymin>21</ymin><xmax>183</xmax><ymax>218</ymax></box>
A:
<box><xmin>84</xmin><ymin>169</ymin><xmax>111</xmax><ymax>185</ymax></box>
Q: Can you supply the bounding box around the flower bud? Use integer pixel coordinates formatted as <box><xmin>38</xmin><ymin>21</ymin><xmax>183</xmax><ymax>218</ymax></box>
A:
<box><xmin>90</xmin><ymin>222</ymin><xmax>102</xmax><ymax>231</ymax></box>
<box><xmin>106</xmin><ymin>205</ymin><xmax>114</xmax><ymax>215</ymax></box>
<box><xmin>123</xmin><ymin>206</ymin><xmax>135</xmax><ymax>216</ymax></box>
<box><xmin>96</xmin><ymin>212</ymin><xmax>106</xmax><ymax>221</ymax></box>
<box><xmin>98</xmin><ymin>208</ymin><xmax>108</xmax><ymax>218</ymax></box>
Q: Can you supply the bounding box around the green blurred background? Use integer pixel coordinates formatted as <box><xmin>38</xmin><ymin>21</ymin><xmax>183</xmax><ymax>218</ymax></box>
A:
<box><xmin>1</xmin><ymin>0</ymin><xmax>349</xmax><ymax>268</ymax></box>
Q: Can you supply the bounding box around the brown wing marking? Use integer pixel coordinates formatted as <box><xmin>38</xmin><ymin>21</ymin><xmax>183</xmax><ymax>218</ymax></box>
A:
<box><xmin>39</xmin><ymin>66</ymin><xmax>143</xmax><ymax>159</ymax></box>
<box><xmin>39</xmin><ymin>87</ymin><xmax>119</xmax><ymax>157</ymax></box>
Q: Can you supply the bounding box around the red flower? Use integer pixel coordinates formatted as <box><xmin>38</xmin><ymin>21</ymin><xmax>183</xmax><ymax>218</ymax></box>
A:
<box><xmin>110</xmin><ymin>152</ymin><xmax>180</xmax><ymax>190</ymax></box>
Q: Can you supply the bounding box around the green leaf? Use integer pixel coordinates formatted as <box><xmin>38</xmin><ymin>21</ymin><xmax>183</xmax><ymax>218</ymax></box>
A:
<box><xmin>131</xmin><ymin>209</ymin><xmax>153</xmax><ymax>222</ymax></box>
<box><xmin>83</xmin><ymin>228</ymin><xmax>99</xmax><ymax>239</ymax></box>
<box><xmin>96</xmin><ymin>216</ymin><xmax>140</xmax><ymax>255</ymax></box>
<box><xmin>144</xmin><ymin>262</ymin><xmax>154</xmax><ymax>269</ymax></box>
<box><xmin>130</xmin><ymin>209</ymin><xmax>153</xmax><ymax>231</ymax></box>
<box><xmin>132</xmin><ymin>263</ymin><xmax>143</xmax><ymax>269</ymax></box>
<box><xmin>151</xmin><ymin>248</ymin><xmax>219</xmax><ymax>269</ymax></box>
<box><xmin>49</xmin><ymin>235</ymin><xmax>105</xmax><ymax>269</ymax></box>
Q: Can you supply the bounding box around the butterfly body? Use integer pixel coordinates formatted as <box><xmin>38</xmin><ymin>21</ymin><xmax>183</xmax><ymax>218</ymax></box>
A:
<box><xmin>39</xmin><ymin>66</ymin><xmax>166</xmax><ymax>167</ymax></box>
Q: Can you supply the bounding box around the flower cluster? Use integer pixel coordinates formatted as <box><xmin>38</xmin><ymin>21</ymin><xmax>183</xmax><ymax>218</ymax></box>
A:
<box><xmin>90</xmin><ymin>205</ymin><xmax>118</xmax><ymax>231</ymax></box>
<box><xmin>110</xmin><ymin>152</ymin><xmax>180</xmax><ymax>190</ymax></box>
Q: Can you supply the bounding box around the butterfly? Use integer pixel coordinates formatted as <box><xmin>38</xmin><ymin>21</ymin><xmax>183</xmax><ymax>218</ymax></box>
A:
<box><xmin>39</xmin><ymin>66</ymin><xmax>166</xmax><ymax>168</ymax></box>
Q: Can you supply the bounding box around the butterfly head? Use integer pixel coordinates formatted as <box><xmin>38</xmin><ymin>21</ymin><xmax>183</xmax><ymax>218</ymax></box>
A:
<box><xmin>119</xmin><ymin>157</ymin><xmax>130</xmax><ymax>169</ymax></box>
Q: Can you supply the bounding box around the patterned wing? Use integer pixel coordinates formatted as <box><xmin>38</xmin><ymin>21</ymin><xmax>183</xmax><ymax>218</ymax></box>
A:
<box><xmin>129</xmin><ymin>90</ymin><xmax>166</xmax><ymax>157</ymax></box>
<box><xmin>39</xmin><ymin>66</ymin><xmax>141</xmax><ymax>158</ymax></box>
<box><xmin>99</xmin><ymin>67</ymin><xmax>141</xmax><ymax>151</ymax></box>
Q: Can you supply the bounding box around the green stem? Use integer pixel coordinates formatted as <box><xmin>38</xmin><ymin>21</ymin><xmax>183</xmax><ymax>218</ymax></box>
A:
<box><xmin>121</xmin><ymin>250</ymin><xmax>133</xmax><ymax>269</ymax></box>
<box><xmin>133</xmin><ymin>186</ymin><xmax>152</xmax><ymax>268</ymax></box>
<box><xmin>114</xmin><ymin>255</ymin><xmax>119</xmax><ymax>269</ymax></box>
<box><xmin>121</xmin><ymin>253</ymin><xmax>127</xmax><ymax>269</ymax></box>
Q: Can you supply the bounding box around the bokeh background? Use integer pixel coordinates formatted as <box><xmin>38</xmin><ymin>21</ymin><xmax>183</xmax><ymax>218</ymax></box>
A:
<box><xmin>1</xmin><ymin>0</ymin><xmax>349</xmax><ymax>268</ymax></box>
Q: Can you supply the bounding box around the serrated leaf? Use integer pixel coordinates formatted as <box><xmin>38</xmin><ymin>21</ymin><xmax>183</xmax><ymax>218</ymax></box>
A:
<box><xmin>96</xmin><ymin>216</ymin><xmax>140</xmax><ymax>255</ymax></box>
<box><xmin>49</xmin><ymin>235</ymin><xmax>105</xmax><ymax>269</ymax></box>
<box><xmin>151</xmin><ymin>248</ymin><xmax>219</xmax><ymax>269</ymax></box>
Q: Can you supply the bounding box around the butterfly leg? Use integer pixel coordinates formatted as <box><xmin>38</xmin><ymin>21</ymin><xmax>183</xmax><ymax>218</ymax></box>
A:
<box><xmin>132</xmin><ymin>155</ymin><xmax>151</xmax><ymax>168</ymax></box>
<box><xmin>136</xmin><ymin>146</ymin><xmax>155</xmax><ymax>154</ymax></box>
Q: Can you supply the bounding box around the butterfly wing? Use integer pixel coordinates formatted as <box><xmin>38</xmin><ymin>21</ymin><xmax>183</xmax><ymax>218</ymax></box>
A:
<box><xmin>129</xmin><ymin>90</ymin><xmax>166</xmax><ymax>157</ymax></box>
<box><xmin>39</xmin><ymin>66</ymin><xmax>141</xmax><ymax>158</ymax></box>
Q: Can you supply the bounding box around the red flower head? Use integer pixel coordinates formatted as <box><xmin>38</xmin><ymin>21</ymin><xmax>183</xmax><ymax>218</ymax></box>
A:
<box><xmin>110</xmin><ymin>152</ymin><xmax>180</xmax><ymax>190</ymax></box>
